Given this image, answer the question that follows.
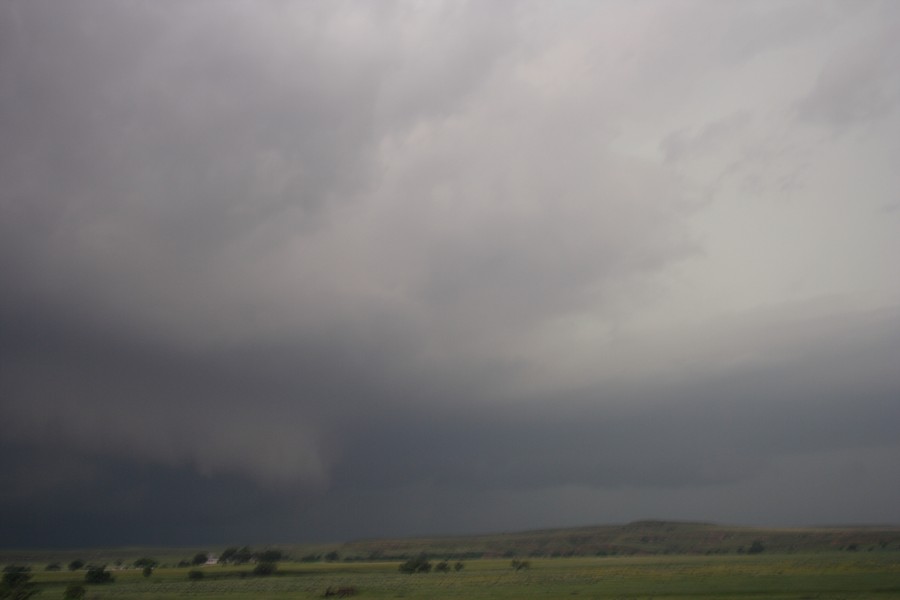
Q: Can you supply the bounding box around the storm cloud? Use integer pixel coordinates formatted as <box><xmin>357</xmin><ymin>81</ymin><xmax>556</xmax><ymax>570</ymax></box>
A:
<box><xmin>1</xmin><ymin>0</ymin><xmax>899</xmax><ymax>546</ymax></box>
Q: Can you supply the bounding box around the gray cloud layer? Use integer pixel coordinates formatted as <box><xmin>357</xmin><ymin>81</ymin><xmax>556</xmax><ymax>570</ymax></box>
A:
<box><xmin>2</xmin><ymin>0</ymin><xmax>899</xmax><ymax>546</ymax></box>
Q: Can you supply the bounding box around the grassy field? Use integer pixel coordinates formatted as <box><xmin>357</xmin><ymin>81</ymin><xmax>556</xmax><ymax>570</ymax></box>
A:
<box><xmin>15</xmin><ymin>553</ymin><xmax>900</xmax><ymax>599</ymax></box>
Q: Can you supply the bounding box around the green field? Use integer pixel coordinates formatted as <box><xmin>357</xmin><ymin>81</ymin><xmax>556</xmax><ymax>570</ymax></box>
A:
<box><xmin>10</xmin><ymin>553</ymin><xmax>900</xmax><ymax>599</ymax></box>
<box><xmin>5</xmin><ymin>523</ymin><xmax>900</xmax><ymax>599</ymax></box>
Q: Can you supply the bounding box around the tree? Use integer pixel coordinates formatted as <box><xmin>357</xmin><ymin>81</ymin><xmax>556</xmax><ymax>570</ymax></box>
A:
<box><xmin>748</xmin><ymin>541</ymin><xmax>765</xmax><ymax>555</ymax></box>
<box><xmin>220</xmin><ymin>547</ymin><xmax>238</xmax><ymax>563</ymax></box>
<box><xmin>45</xmin><ymin>563</ymin><xmax>61</xmax><ymax>571</ymax></box>
<box><xmin>84</xmin><ymin>565</ymin><xmax>113</xmax><ymax>584</ymax></box>
<box><xmin>434</xmin><ymin>561</ymin><xmax>450</xmax><ymax>573</ymax></box>
<box><xmin>63</xmin><ymin>584</ymin><xmax>86</xmax><ymax>600</ymax></box>
<box><xmin>399</xmin><ymin>555</ymin><xmax>432</xmax><ymax>574</ymax></box>
<box><xmin>257</xmin><ymin>549</ymin><xmax>283</xmax><ymax>562</ymax></box>
<box><xmin>68</xmin><ymin>560</ymin><xmax>84</xmax><ymax>572</ymax></box>
<box><xmin>454</xmin><ymin>561</ymin><xmax>465</xmax><ymax>572</ymax></box>
<box><xmin>0</xmin><ymin>566</ymin><xmax>38</xmax><ymax>600</ymax></box>
<box><xmin>511</xmin><ymin>559</ymin><xmax>530</xmax><ymax>571</ymax></box>
<box><xmin>191</xmin><ymin>553</ymin><xmax>208</xmax><ymax>566</ymax></box>
<box><xmin>232</xmin><ymin>547</ymin><xmax>254</xmax><ymax>564</ymax></box>
<box><xmin>134</xmin><ymin>557</ymin><xmax>158</xmax><ymax>569</ymax></box>
<box><xmin>324</xmin><ymin>551</ymin><xmax>340</xmax><ymax>562</ymax></box>
<box><xmin>142</xmin><ymin>566</ymin><xmax>154</xmax><ymax>578</ymax></box>
<box><xmin>187</xmin><ymin>570</ymin><xmax>204</xmax><ymax>580</ymax></box>
<box><xmin>253</xmin><ymin>562</ymin><xmax>277</xmax><ymax>576</ymax></box>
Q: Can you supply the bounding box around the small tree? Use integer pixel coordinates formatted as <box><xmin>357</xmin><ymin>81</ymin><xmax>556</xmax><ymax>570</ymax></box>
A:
<box><xmin>191</xmin><ymin>553</ymin><xmax>208</xmax><ymax>566</ymax></box>
<box><xmin>134</xmin><ymin>557</ymin><xmax>158</xmax><ymax>569</ymax></box>
<box><xmin>84</xmin><ymin>565</ymin><xmax>114</xmax><ymax>584</ymax></box>
<box><xmin>434</xmin><ymin>561</ymin><xmax>450</xmax><ymax>573</ymax></box>
<box><xmin>63</xmin><ymin>584</ymin><xmax>86</xmax><ymax>600</ymax></box>
<box><xmin>511</xmin><ymin>559</ymin><xmax>530</xmax><ymax>571</ymax></box>
<box><xmin>399</xmin><ymin>555</ymin><xmax>432</xmax><ymax>574</ymax></box>
<box><xmin>257</xmin><ymin>549</ymin><xmax>283</xmax><ymax>562</ymax></box>
<box><xmin>220</xmin><ymin>547</ymin><xmax>238</xmax><ymax>564</ymax></box>
<box><xmin>454</xmin><ymin>561</ymin><xmax>465</xmax><ymax>572</ymax></box>
<box><xmin>748</xmin><ymin>541</ymin><xmax>765</xmax><ymax>554</ymax></box>
<box><xmin>233</xmin><ymin>547</ymin><xmax>254</xmax><ymax>564</ymax></box>
<box><xmin>68</xmin><ymin>560</ymin><xmax>85</xmax><ymax>572</ymax></box>
<box><xmin>253</xmin><ymin>562</ymin><xmax>277</xmax><ymax>576</ymax></box>
<box><xmin>142</xmin><ymin>566</ymin><xmax>154</xmax><ymax>578</ymax></box>
<box><xmin>45</xmin><ymin>563</ymin><xmax>61</xmax><ymax>571</ymax></box>
<box><xmin>0</xmin><ymin>566</ymin><xmax>38</xmax><ymax>600</ymax></box>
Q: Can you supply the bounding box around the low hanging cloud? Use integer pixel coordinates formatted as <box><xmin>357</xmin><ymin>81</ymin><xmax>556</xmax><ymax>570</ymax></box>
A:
<box><xmin>2</xmin><ymin>0</ymin><xmax>900</xmax><ymax>545</ymax></box>
<box><xmin>0</xmin><ymin>1</ymin><xmax>697</xmax><ymax>484</ymax></box>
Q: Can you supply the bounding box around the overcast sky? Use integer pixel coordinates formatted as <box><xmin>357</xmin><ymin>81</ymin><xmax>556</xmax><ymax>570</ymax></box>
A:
<box><xmin>2</xmin><ymin>0</ymin><xmax>899</xmax><ymax>548</ymax></box>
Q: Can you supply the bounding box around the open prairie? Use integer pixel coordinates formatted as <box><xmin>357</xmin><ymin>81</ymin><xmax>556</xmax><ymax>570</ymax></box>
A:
<box><xmin>11</xmin><ymin>552</ymin><xmax>900</xmax><ymax>599</ymax></box>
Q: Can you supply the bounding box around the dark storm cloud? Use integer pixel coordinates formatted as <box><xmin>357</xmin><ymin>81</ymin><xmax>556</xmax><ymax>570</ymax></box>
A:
<box><xmin>332</xmin><ymin>303</ymin><xmax>900</xmax><ymax>491</ymax></box>
<box><xmin>2</xmin><ymin>1</ymin><xmax>900</xmax><ymax>546</ymax></box>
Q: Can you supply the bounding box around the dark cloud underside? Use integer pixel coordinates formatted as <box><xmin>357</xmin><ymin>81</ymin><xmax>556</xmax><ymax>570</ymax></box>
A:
<box><xmin>2</xmin><ymin>0</ymin><xmax>899</xmax><ymax>546</ymax></box>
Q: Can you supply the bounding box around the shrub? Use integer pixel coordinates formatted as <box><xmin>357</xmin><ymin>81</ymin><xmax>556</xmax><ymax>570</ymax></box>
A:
<box><xmin>191</xmin><ymin>553</ymin><xmax>208</xmax><ymax>566</ymax></box>
<box><xmin>233</xmin><ymin>547</ymin><xmax>254</xmax><ymax>564</ymax></box>
<box><xmin>219</xmin><ymin>547</ymin><xmax>237</xmax><ymax>563</ymax></box>
<box><xmin>257</xmin><ymin>549</ymin><xmax>283</xmax><ymax>562</ymax></box>
<box><xmin>511</xmin><ymin>559</ymin><xmax>531</xmax><ymax>571</ymax></box>
<box><xmin>1</xmin><ymin>566</ymin><xmax>37</xmax><ymax>600</ymax></box>
<box><xmin>253</xmin><ymin>561</ymin><xmax>277</xmax><ymax>576</ymax></box>
<box><xmin>3</xmin><ymin>566</ymin><xmax>30</xmax><ymax>574</ymax></box>
<box><xmin>68</xmin><ymin>560</ymin><xmax>85</xmax><ymax>572</ymax></box>
<box><xmin>188</xmin><ymin>570</ymin><xmax>204</xmax><ymax>580</ymax></box>
<box><xmin>399</xmin><ymin>555</ymin><xmax>432</xmax><ymax>574</ymax></box>
<box><xmin>64</xmin><ymin>583</ymin><xmax>86</xmax><ymax>600</ymax></box>
<box><xmin>134</xmin><ymin>557</ymin><xmax>159</xmax><ymax>569</ymax></box>
<box><xmin>84</xmin><ymin>566</ymin><xmax>113</xmax><ymax>584</ymax></box>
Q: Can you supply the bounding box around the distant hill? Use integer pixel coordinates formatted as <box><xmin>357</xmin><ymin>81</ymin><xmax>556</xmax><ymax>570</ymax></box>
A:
<box><xmin>336</xmin><ymin>520</ymin><xmax>900</xmax><ymax>560</ymax></box>
<box><xmin>3</xmin><ymin>521</ymin><xmax>899</xmax><ymax>566</ymax></box>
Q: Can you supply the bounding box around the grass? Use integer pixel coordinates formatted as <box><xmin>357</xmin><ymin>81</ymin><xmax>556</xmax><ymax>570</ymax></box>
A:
<box><xmin>18</xmin><ymin>553</ymin><xmax>900</xmax><ymax>599</ymax></box>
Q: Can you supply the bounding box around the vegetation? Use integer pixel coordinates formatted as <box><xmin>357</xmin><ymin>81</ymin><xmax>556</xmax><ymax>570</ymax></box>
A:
<box><xmin>511</xmin><ymin>558</ymin><xmax>531</xmax><ymax>571</ymax></box>
<box><xmin>252</xmin><ymin>561</ymin><xmax>277</xmax><ymax>576</ymax></box>
<box><xmin>133</xmin><ymin>557</ymin><xmax>158</xmax><ymax>569</ymax></box>
<box><xmin>748</xmin><ymin>540</ymin><xmax>765</xmax><ymax>554</ymax></box>
<box><xmin>83</xmin><ymin>565</ymin><xmax>113</xmax><ymax>584</ymax></box>
<box><xmin>1</xmin><ymin>522</ymin><xmax>899</xmax><ymax>598</ymax></box>
<box><xmin>1</xmin><ymin>552</ymin><xmax>899</xmax><ymax>599</ymax></box>
<box><xmin>399</xmin><ymin>555</ymin><xmax>432</xmax><ymax>574</ymax></box>
<box><xmin>334</xmin><ymin>520</ymin><xmax>900</xmax><ymax>559</ymax></box>
<box><xmin>220</xmin><ymin>546</ymin><xmax>268</xmax><ymax>565</ymax></box>
<box><xmin>62</xmin><ymin>583</ymin><xmax>85</xmax><ymax>600</ymax></box>
<box><xmin>0</xmin><ymin>566</ymin><xmax>37</xmax><ymax>600</ymax></box>
<box><xmin>191</xmin><ymin>552</ymin><xmax>208</xmax><ymax>566</ymax></box>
